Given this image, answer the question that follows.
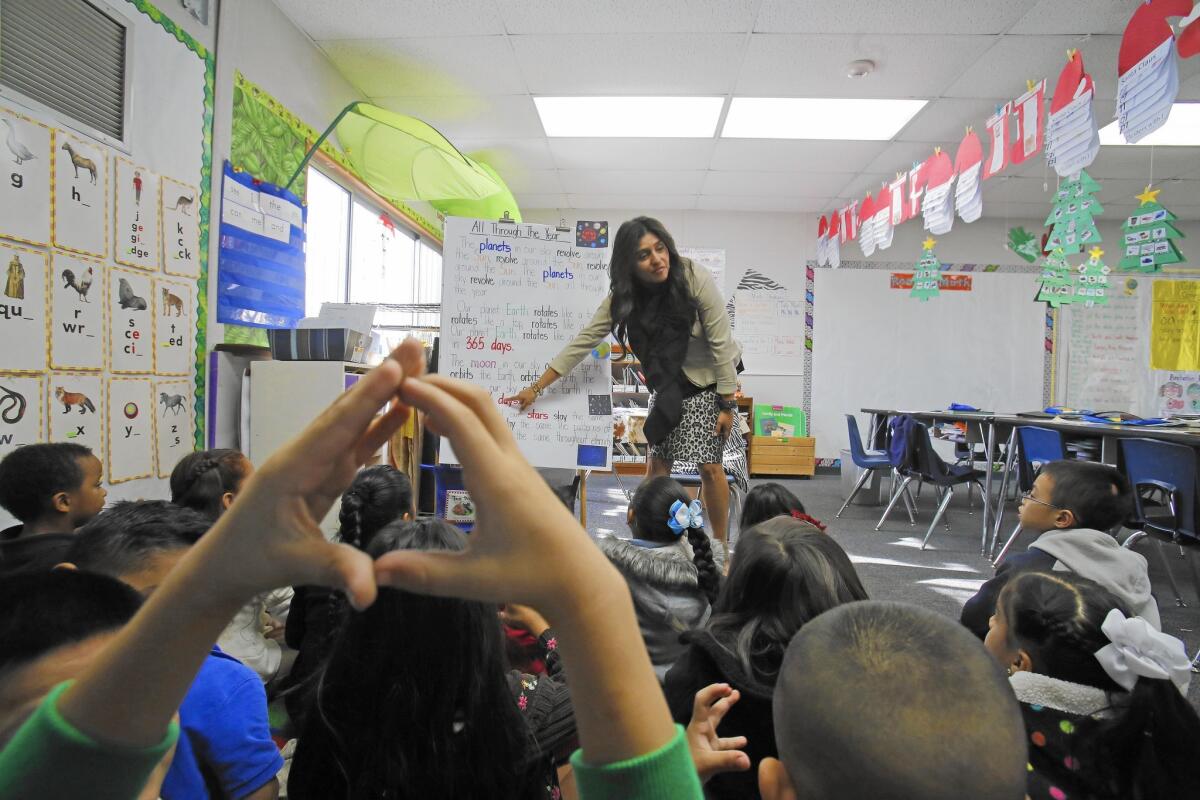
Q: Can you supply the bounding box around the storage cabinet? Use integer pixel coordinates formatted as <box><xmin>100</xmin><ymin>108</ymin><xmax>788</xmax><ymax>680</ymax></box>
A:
<box><xmin>750</xmin><ymin>435</ymin><xmax>816</xmax><ymax>477</ymax></box>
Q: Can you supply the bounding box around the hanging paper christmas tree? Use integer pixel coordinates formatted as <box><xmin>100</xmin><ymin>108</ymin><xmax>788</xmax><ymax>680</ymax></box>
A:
<box><xmin>1045</xmin><ymin>171</ymin><xmax>1103</xmax><ymax>255</ymax></box>
<box><xmin>1119</xmin><ymin>185</ymin><xmax>1186</xmax><ymax>272</ymax></box>
<box><xmin>1073</xmin><ymin>246</ymin><xmax>1111</xmax><ymax>308</ymax></box>
<box><xmin>910</xmin><ymin>237</ymin><xmax>942</xmax><ymax>301</ymax></box>
<box><xmin>1036</xmin><ymin>247</ymin><xmax>1076</xmax><ymax>307</ymax></box>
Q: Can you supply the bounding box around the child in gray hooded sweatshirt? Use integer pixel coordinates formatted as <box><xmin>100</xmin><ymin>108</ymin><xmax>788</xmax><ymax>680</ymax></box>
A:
<box><xmin>962</xmin><ymin>459</ymin><xmax>1159</xmax><ymax>639</ymax></box>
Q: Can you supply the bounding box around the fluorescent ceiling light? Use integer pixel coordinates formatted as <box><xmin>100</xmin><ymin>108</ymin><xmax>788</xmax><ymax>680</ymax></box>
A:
<box><xmin>1099</xmin><ymin>103</ymin><xmax>1200</xmax><ymax>146</ymax></box>
<box><xmin>721</xmin><ymin>98</ymin><xmax>927</xmax><ymax>140</ymax></box>
<box><xmin>534</xmin><ymin>96</ymin><xmax>724</xmax><ymax>137</ymax></box>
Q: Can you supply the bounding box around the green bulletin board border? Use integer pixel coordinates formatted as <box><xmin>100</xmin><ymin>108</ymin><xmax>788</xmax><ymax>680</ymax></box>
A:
<box><xmin>127</xmin><ymin>0</ymin><xmax>214</xmax><ymax>449</ymax></box>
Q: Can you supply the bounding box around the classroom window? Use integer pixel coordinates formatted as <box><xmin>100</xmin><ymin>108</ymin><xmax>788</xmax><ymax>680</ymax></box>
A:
<box><xmin>303</xmin><ymin>168</ymin><xmax>351</xmax><ymax>317</ymax></box>
<box><xmin>349</xmin><ymin>199</ymin><xmax>418</xmax><ymax>305</ymax></box>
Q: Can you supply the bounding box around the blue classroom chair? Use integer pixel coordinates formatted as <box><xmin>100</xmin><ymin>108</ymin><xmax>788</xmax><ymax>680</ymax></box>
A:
<box><xmin>905</xmin><ymin>422</ymin><xmax>988</xmax><ymax>550</ymax></box>
<box><xmin>992</xmin><ymin>427</ymin><xmax>1070</xmax><ymax>565</ymax></box>
<box><xmin>836</xmin><ymin>414</ymin><xmax>897</xmax><ymax>519</ymax></box>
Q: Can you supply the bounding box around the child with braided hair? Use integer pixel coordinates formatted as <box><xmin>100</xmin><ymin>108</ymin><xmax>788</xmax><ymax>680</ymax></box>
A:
<box><xmin>986</xmin><ymin>570</ymin><xmax>1200</xmax><ymax>800</ymax></box>
<box><xmin>169</xmin><ymin>449</ymin><xmax>294</xmax><ymax>684</ymax></box>
<box><xmin>597</xmin><ymin>476</ymin><xmax>725</xmax><ymax>680</ymax></box>
<box><xmin>663</xmin><ymin>515</ymin><xmax>868</xmax><ymax>799</ymax></box>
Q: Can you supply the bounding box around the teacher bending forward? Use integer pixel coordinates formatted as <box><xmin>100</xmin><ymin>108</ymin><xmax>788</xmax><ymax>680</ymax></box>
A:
<box><xmin>506</xmin><ymin>217</ymin><xmax>742</xmax><ymax>540</ymax></box>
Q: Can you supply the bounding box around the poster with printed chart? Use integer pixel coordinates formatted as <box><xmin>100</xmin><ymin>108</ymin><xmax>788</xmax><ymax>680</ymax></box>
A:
<box><xmin>0</xmin><ymin>243</ymin><xmax>48</xmax><ymax>373</ymax></box>
<box><xmin>0</xmin><ymin>374</ymin><xmax>43</xmax><ymax>458</ymax></box>
<box><xmin>154</xmin><ymin>380</ymin><xmax>193</xmax><ymax>478</ymax></box>
<box><xmin>50</xmin><ymin>252</ymin><xmax>104</xmax><ymax>370</ymax></box>
<box><xmin>113</xmin><ymin>158</ymin><xmax>158</xmax><ymax>271</ymax></box>
<box><xmin>161</xmin><ymin>176</ymin><xmax>200</xmax><ymax>278</ymax></box>
<box><xmin>0</xmin><ymin>107</ymin><xmax>51</xmax><ymax>246</ymax></box>
<box><xmin>52</xmin><ymin>131</ymin><xmax>107</xmax><ymax>258</ymax></box>
<box><xmin>154</xmin><ymin>279</ymin><xmax>192</xmax><ymax>375</ymax></box>
<box><xmin>107</xmin><ymin>378</ymin><xmax>153</xmax><ymax>483</ymax></box>
<box><xmin>109</xmin><ymin>268</ymin><xmax>154</xmax><ymax>374</ymax></box>
<box><xmin>47</xmin><ymin>372</ymin><xmax>103</xmax><ymax>456</ymax></box>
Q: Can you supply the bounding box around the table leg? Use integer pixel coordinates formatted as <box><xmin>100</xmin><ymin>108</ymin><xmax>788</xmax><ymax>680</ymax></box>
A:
<box><xmin>980</xmin><ymin>420</ymin><xmax>996</xmax><ymax>555</ymax></box>
<box><xmin>989</xmin><ymin>427</ymin><xmax>1019</xmax><ymax>559</ymax></box>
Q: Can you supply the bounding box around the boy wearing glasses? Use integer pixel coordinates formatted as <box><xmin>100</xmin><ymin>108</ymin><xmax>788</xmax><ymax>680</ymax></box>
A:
<box><xmin>961</xmin><ymin>460</ymin><xmax>1159</xmax><ymax>638</ymax></box>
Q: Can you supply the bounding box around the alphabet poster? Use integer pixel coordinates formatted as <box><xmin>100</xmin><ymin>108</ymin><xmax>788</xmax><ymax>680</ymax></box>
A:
<box><xmin>107</xmin><ymin>377</ymin><xmax>153</xmax><ymax>483</ymax></box>
<box><xmin>52</xmin><ymin>131</ymin><xmax>107</xmax><ymax>258</ymax></box>
<box><xmin>0</xmin><ymin>106</ymin><xmax>51</xmax><ymax>246</ymax></box>
<box><xmin>0</xmin><ymin>243</ymin><xmax>48</xmax><ymax>373</ymax></box>
<box><xmin>109</xmin><ymin>267</ymin><xmax>154</xmax><ymax>374</ymax></box>
<box><xmin>154</xmin><ymin>380</ymin><xmax>192</xmax><ymax>477</ymax></box>
<box><xmin>155</xmin><ymin>278</ymin><xmax>192</xmax><ymax>375</ymax></box>
<box><xmin>47</xmin><ymin>372</ymin><xmax>103</xmax><ymax>458</ymax></box>
<box><xmin>0</xmin><ymin>373</ymin><xmax>43</xmax><ymax>458</ymax></box>
<box><xmin>161</xmin><ymin>176</ymin><xmax>199</xmax><ymax>278</ymax></box>
<box><xmin>50</xmin><ymin>252</ymin><xmax>105</xmax><ymax>370</ymax></box>
<box><xmin>113</xmin><ymin>157</ymin><xmax>159</xmax><ymax>271</ymax></box>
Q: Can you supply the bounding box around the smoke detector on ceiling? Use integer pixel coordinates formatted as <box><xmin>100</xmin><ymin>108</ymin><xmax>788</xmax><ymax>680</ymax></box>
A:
<box><xmin>846</xmin><ymin>59</ymin><xmax>876</xmax><ymax>79</ymax></box>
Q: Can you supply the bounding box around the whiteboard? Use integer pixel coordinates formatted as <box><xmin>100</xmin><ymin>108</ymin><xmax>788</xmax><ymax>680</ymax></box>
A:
<box><xmin>439</xmin><ymin>217</ymin><xmax>612</xmax><ymax>470</ymax></box>
<box><xmin>810</xmin><ymin>269</ymin><xmax>1046</xmax><ymax>460</ymax></box>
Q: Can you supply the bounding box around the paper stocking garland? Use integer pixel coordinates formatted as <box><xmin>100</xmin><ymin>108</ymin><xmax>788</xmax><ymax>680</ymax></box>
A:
<box><xmin>1120</xmin><ymin>185</ymin><xmax>1186</xmax><ymax>272</ymax></box>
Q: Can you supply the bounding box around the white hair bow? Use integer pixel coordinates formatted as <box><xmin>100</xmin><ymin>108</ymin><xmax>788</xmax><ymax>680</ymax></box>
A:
<box><xmin>1094</xmin><ymin>609</ymin><xmax>1192</xmax><ymax>695</ymax></box>
<box><xmin>667</xmin><ymin>499</ymin><xmax>704</xmax><ymax>536</ymax></box>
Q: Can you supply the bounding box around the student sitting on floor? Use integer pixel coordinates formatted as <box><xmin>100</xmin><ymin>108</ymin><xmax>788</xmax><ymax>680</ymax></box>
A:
<box><xmin>985</xmin><ymin>571</ymin><xmax>1199</xmax><ymax>800</ymax></box>
<box><xmin>961</xmin><ymin>460</ymin><xmax>1157</xmax><ymax>639</ymax></box>
<box><xmin>758</xmin><ymin>600</ymin><xmax>1029</xmax><ymax>800</ymax></box>
<box><xmin>64</xmin><ymin>500</ymin><xmax>283</xmax><ymax>800</ymax></box>
<box><xmin>289</xmin><ymin>518</ymin><xmax>576</xmax><ymax>800</ymax></box>
<box><xmin>597</xmin><ymin>476</ymin><xmax>724</xmax><ymax>679</ymax></box>
<box><xmin>0</xmin><ymin>444</ymin><xmax>107</xmax><ymax>576</ymax></box>
<box><xmin>283</xmin><ymin>464</ymin><xmax>413</xmax><ymax>727</ymax></box>
<box><xmin>738</xmin><ymin>482</ymin><xmax>824</xmax><ymax>532</ymax></box>
<box><xmin>663</xmin><ymin>516</ymin><xmax>867</xmax><ymax>799</ymax></box>
<box><xmin>172</xmin><ymin>449</ymin><xmax>294</xmax><ymax>685</ymax></box>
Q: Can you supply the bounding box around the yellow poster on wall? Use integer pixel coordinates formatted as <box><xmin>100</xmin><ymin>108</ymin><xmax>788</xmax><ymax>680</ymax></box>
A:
<box><xmin>1151</xmin><ymin>281</ymin><xmax>1200</xmax><ymax>371</ymax></box>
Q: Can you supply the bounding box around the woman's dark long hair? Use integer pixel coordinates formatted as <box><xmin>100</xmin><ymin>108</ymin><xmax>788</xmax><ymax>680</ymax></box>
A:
<box><xmin>289</xmin><ymin>518</ymin><xmax>542</xmax><ymax>800</ymax></box>
<box><xmin>630</xmin><ymin>476</ymin><xmax>721</xmax><ymax>604</ymax></box>
<box><xmin>608</xmin><ymin>216</ymin><xmax>696</xmax><ymax>350</ymax></box>
<box><xmin>706</xmin><ymin>517</ymin><xmax>868</xmax><ymax>685</ymax></box>
<box><xmin>168</xmin><ymin>449</ymin><xmax>251</xmax><ymax>520</ymax></box>
<box><xmin>999</xmin><ymin>571</ymin><xmax>1200</xmax><ymax>798</ymax></box>
<box><xmin>336</xmin><ymin>465</ymin><xmax>413</xmax><ymax>551</ymax></box>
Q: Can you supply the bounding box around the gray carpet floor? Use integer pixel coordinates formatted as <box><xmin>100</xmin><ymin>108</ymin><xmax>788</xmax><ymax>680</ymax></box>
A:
<box><xmin>580</xmin><ymin>471</ymin><xmax>1200</xmax><ymax>709</ymax></box>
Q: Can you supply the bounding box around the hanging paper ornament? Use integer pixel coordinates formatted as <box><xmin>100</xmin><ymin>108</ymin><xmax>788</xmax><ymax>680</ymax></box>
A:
<box><xmin>910</xmin><ymin>237</ymin><xmax>943</xmax><ymax>302</ymax></box>
<box><xmin>1010</xmin><ymin>79</ymin><xmax>1046</xmax><ymax>166</ymax></box>
<box><xmin>1036</xmin><ymin>247</ymin><xmax>1076</xmax><ymax>307</ymax></box>
<box><xmin>858</xmin><ymin>192</ymin><xmax>878</xmax><ymax>257</ymax></box>
<box><xmin>953</xmin><ymin>129</ymin><xmax>983</xmax><ymax>223</ymax></box>
<box><xmin>907</xmin><ymin>161</ymin><xmax>926</xmax><ymax>220</ymax></box>
<box><xmin>1116</xmin><ymin>0</ymin><xmax>1189</xmax><ymax>143</ymax></box>
<box><xmin>982</xmin><ymin>102</ymin><xmax>1011</xmax><ymax>179</ymax></box>
<box><xmin>1046</xmin><ymin>50</ymin><xmax>1100</xmax><ymax>177</ymax></box>
<box><xmin>921</xmin><ymin>149</ymin><xmax>955</xmax><ymax>235</ymax></box>
<box><xmin>887</xmin><ymin>172</ymin><xmax>909</xmax><ymax>226</ymax></box>
<box><xmin>815</xmin><ymin>215</ymin><xmax>830</xmax><ymax>266</ymax></box>
<box><xmin>1045</xmin><ymin>171</ymin><xmax>1103</xmax><ymax>255</ymax></box>
<box><xmin>1008</xmin><ymin>227</ymin><xmax>1040</xmax><ymax>263</ymax></box>
<box><xmin>1073</xmin><ymin>246</ymin><xmax>1111</xmax><ymax>308</ymax></box>
<box><xmin>837</xmin><ymin>199</ymin><xmax>858</xmax><ymax>244</ymax></box>
<box><xmin>1119</xmin><ymin>185</ymin><xmax>1187</xmax><ymax>272</ymax></box>
<box><xmin>1179</xmin><ymin>4</ymin><xmax>1200</xmax><ymax>58</ymax></box>
<box><xmin>872</xmin><ymin>182</ymin><xmax>894</xmax><ymax>251</ymax></box>
<box><xmin>826</xmin><ymin>210</ymin><xmax>841</xmax><ymax>268</ymax></box>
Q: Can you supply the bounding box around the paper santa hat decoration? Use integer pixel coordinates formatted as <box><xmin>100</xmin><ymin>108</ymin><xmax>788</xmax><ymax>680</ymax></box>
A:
<box><xmin>953</xmin><ymin>129</ymin><xmax>983</xmax><ymax>223</ymax></box>
<box><xmin>922</xmin><ymin>149</ymin><xmax>955</xmax><ymax>235</ymax></box>
<box><xmin>1116</xmin><ymin>0</ymin><xmax>1189</xmax><ymax>143</ymax></box>
<box><xmin>1046</xmin><ymin>50</ymin><xmax>1100</xmax><ymax>177</ymax></box>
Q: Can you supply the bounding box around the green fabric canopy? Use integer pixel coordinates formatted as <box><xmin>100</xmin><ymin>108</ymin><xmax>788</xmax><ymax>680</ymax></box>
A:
<box><xmin>317</xmin><ymin>102</ymin><xmax>520</xmax><ymax>222</ymax></box>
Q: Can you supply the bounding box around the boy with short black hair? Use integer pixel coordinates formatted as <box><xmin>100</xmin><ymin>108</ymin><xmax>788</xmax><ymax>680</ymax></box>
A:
<box><xmin>0</xmin><ymin>443</ymin><xmax>106</xmax><ymax>575</ymax></box>
<box><xmin>65</xmin><ymin>500</ymin><xmax>283</xmax><ymax>800</ymax></box>
<box><xmin>758</xmin><ymin>601</ymin><xmax>1027</xmax><ymax>800</ymax></box>
<box><xmin>960</xmin><ymin>459</ymin><xmax>1156</xmax><ymax>638</ymax></box>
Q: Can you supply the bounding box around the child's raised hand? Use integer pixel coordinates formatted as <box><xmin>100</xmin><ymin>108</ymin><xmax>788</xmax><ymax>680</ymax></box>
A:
<box><xmin>197</xmin><ymin>339</ymin><xmax>427</xmax><ymax>611</ymax></box>
<box><xmin>375</xmin><ymin>374</ymin><xmax>617</xmax><ymax>617</ymax></box>
<box><xmin>686</xmin><ymin>683</ymin><xmax>749</xmax><ymax>784</ymax></box>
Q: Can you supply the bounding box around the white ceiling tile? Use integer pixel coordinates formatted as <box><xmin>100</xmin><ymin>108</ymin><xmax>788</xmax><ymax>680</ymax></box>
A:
<box><xmin>319</xmin><ymin>37</ymin><xmax>526</xmax><ymax>96</ymax></box>
<box><xmin>756</xmin><ymin>0</ymin><xmax>1039</xmax><ymax>35</ymax></box>
<box><xmin>942</xmin><ymin>35</ymin><xmax>1122</xmax><ymax>100</ymax></box>
<box><xmin>511</xmin><ymin>33</ymin><xmax>745</xmax><ymax>94</ymax></box>
<box><xmin>501</xmin><ymin>0</ymin><xmax>758</xmax><ymax>34</ymax></box>
<box><xmin>695</xmin><ymin>195</ymin><xmax>830</xmax><ymax>212</ymax></box>
<box><xmin>548</xmin><ymin>138</ymin><xmax>715</xmax><ymax>170</ymax></box>
<box><xmin>501</xmin><ymin>170</ymin><xmax>564</xmax><ymax>194</ymax></box>
<box><xmin>709</xmin><ymin>139</ymin><xmax>888</xmax><ymax>172</ymax></box>
<box><xmin>372</xmin><ymin>95</ymin><xmax>545</xmax><ymax>139</ymax></box>
<box><xmin>737</xmin><ymin>34</ymin><xmax>994</xmax><ymax>96</ymax></box>
<box><xmin>559</xmin><ymin>170</ymin><xmax>707</xmax><ymax>194</ymax></box>
<box><xmin>701</xmin><ymin>171</ymin><xmax>852</xmax><ymax>197</ymax></box>
<box><xmin>275</xmin><ymin>0</ymin><xmax>505</xmax><ymax>40</ymax></box>
<box><xmin>831</xmin><ymin>173</ymin><xmax>894</xmax><ymax>203</ymax></box>
<box><xmin>896</xmin><ymin>98</ymin><xmax>1011</xmax><ymax>144</ymax></box>
<box><xmin>568</xmin><ymin>194</ymin><xmax>698</xmax><ymax>210</ymax></box>
<box><xmin>514</xmin><ymin>193</ymin><xmax>570</xmax><ymax>209</ymax></box>
<box><xmin>456</xmin><ymin>139</ymin><xmax>555</xmax><ymax>174</ymax></box>
<box><xmin>860</xmin><ymin>142</ymin><xmax>943</xmax><ymax>175</ymax></box>
<box><xmin>980</xmin><ymin>201</ymin><xmax>1063</xmax><ymax>219</ymax></box>
<box><xmin>1008</xmin><ymin>1</ymin><xmax>1135</xmax><ymax>35</ymax></box>
<box><xmin>1088</xmin><ymin>147</ymin><xmax>1200</xmax><ymax>182</ymax></box>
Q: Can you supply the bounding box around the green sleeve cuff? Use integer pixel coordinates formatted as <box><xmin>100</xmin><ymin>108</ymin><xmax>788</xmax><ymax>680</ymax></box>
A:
<box><xmin>571</xmin><ymin>725</ymin><xmax>703</xmax><ymax>800</ymax></box>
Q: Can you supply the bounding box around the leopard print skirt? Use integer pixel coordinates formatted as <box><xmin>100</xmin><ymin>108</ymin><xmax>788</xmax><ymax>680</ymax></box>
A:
<box><xmin>648</xmin><ymin>389</ymin><xmax>725</xmax><ymax>464</ymax></box>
